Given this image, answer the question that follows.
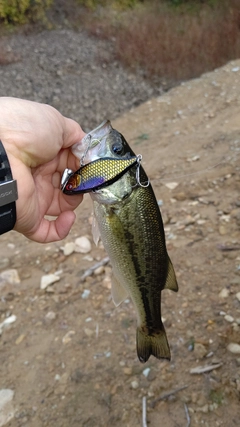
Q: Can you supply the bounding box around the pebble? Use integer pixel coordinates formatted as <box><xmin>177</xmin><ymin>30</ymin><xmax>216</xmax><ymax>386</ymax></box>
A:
<box><xmin>0</xmin><ymin>315</ymin><xmax>17</xmax><ymax>335</ymax></box>
<box><xmin>81</xmin><ymin>289</ymin><xmax>90</xmax><ymax>299</ymax></box>
<box><xmin>0</xmin><ymin>389</ymin><xmax>15</xmax><ymax>426</ymax></box>
<box><xmin>84</xmin><ymin>328</ymin><xmax>94</xmax><ymax>337</ymax></box>
<box><xmin>45</xmin><ymin>311</ymin><xmax>57</xmax><ymax>320</ymax></box>
<box><xmin>123</xmin><ymin>367</ymin><xmax>132</xmax><ymax>376</ymax></box>
<box><xmin>236</xmin><ymin>292</ymin><xmax>240</xmax><ymax>302</ymax></box>
<box><xmin>62</xmin><ymin>331</ymin><xmax>76</xmax><ymax>345</ymax></box>
<box><xmin>224</xmin><ymin>314</ymin><xmax>234</xmax><ymax>323</ymax></box>
<box><xmin>40</xmin><ymin>274</ymin><xmax>60</xmax><ymax>290</ymax></box>
<box><xmin>62</xmin><ymin>242</ymin><xmax>75</xmax><ymax>256</ymax></box>
<box><xmin>194</xmin><ymin>343</ymin><xmax>208</xmax><ymax>359</ymax></box>
<box><xmin>131</xmin><ymin>380</ymin><xmax>139</xmax><ymax>389</ymax></box>
<box><xmin>94</xmin><ymin>266</ymin><xmax>105</xmax><ymax>275</ymax></box>
<box><xmin>0</xmin><ymin>269</ymin><xmax>20</xmax><ymax>285</ymax></box>
<box><xmin>0</xmin><ymin>258</ymin><xmax>10</xmax><ymax>270</ymax></box>
<box><xmin>142</xmin><ymin>367</ymin><xmax>151</xmax><ymax>378</ymax></box>
<box><xmin>219</xmin><ymin>288</ymin><xmax>229</xmax><ymax>298</ymax></box>
<box><xmin>15</xmin><ymin>334</ymin><xmax>25</xmax><ymax>345</ymax></box>
<box><xmin>218</xmin><ymin>225</ymin><xmax>227</xmax><ymax>235</ymax></box>
<box><xmin>165</xmin><ymin>182</ymin><xmax>179</xmax><ymax>190</ymax></box>
<box><xmin>227</xmin><ymin>343</ymin><xmax>240</xmax><ymax>354</ymax></box>
<box><xmin>75</xmin><ymin>236</ymin><xmax>92</xmax><ymax>254</ymax></box>
<box><xmin>196</xmin><ymin>404</ymin><xmax>209</xmax><ymax>413</ymax></box>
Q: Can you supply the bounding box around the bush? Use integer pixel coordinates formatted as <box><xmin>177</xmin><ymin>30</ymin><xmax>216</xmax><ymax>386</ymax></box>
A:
<box><xmin>85</xmin><ymin>0</ymin><xmax>240</xmax><ymax>84</ymax></box>
<box><xmin>0</xmin><ymin>0</ymin><xmax>53</xmax><ymax>24</ymax></box>
<box><xmin>77</xmin><ymin>0</ymin><xmax>141</xmax><ymax>10</ymax></box>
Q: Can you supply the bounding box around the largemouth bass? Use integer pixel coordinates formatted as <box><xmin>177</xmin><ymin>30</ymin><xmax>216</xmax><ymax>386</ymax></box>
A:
<box><xmin>71</xmin><ymin>121</ymin><xmax>178</xmax><ymax>363</ymax></box>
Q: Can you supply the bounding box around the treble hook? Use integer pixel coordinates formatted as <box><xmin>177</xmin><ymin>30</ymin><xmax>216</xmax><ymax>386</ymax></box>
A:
<box><xmin>135</xmin><ymin>154</ymin><xmax>150</xmax><ymax>188</ymax></box>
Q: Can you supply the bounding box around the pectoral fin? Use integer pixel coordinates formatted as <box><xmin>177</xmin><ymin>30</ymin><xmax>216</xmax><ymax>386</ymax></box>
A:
<box><xmin>111</xmin><ymin>273</ymin><xmax>129</xmax><ymax>307</ymax></box>
<box><xmin>92</xmin><ymin>215</ymin><xmax>100</xmax><ymax>246</ymax></box>
<box><xmin>164</xmin><ymin>256</ymin><xmax>178</xmax><ymax>292</ymax></box>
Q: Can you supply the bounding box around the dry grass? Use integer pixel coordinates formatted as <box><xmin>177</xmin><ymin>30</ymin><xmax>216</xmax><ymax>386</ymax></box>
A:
<box><xmin>84</xmin><ymin>0</ymin><xmax>240</xmax><ymax>85</ymax></box>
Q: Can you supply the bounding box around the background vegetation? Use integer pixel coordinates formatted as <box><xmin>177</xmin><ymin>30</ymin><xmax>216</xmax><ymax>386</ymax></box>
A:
<box><xmin>0</xmin><ymin>0</ymin><xmax>53</xmax><ymax>24</ymax></box>
<box><xmin>0</xmin><ymin>0</ymin><xmax>240</xmax><ymax>86</ymax></box>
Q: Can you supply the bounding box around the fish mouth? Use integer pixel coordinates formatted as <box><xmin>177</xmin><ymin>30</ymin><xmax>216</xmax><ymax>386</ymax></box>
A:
<box><xmin>72</xmin><ymin>120</ymin><xmax>112</xmax><ymax>164</ymax></box>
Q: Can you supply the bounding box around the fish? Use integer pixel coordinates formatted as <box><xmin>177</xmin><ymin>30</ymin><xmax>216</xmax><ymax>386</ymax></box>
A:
<box><xmin>71</xmin><ymin>120</ymin><xmax>179</xmax><ymax>363</ymax></box>
<box><xmin>62</xmin><ymin>157</ymin><xmax>138</xmax><ymax>194</ymax></box>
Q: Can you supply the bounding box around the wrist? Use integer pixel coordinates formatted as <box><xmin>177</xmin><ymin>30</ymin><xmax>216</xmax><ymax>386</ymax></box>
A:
<box><xmin>0</xmin><ymin>140</ymin><xmax>18</xmax><ymax>234</ymax></box>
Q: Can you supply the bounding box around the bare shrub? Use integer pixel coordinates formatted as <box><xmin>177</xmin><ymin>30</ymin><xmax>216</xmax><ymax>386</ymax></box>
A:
<box><xmin>85</xmin><ymin>0</ymin><xmax>240</xmax><ymax>84</ymax></box>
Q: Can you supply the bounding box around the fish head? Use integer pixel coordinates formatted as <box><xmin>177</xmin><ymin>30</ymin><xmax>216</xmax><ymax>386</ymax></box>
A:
<box><xmin>72</xmin><ymin>120</ymin><xmax>135</xmax><ymax>165</ymax></box>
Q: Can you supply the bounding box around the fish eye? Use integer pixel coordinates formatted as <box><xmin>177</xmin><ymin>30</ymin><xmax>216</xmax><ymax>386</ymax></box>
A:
<box><xmin>112</xmin><ymin>142</ymin><xmax>123</xmax><ymax>155</ymax></box>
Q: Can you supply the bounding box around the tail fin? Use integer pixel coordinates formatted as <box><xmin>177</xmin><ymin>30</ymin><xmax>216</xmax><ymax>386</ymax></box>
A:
<box><xmin>136</xmin><ymin>326</ymin><xmax>171</xmax><ymax>363</ymax></box>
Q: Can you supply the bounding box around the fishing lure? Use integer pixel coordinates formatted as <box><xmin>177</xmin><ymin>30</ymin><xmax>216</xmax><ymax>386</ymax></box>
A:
<box><xmin>61</xmin><ymin>156</ymin><xmax>138</xmax><ymax>194</ymax></box>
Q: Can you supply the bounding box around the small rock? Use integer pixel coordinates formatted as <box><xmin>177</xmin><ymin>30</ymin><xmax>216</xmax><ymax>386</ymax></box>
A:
<box><xmin>165</xmin><ymin>182</ymin><xmax>179</xmax><ymax>190</ymax></box>
<box><xmin>0</xmin><ymin>315</ymin><xmax>17</xmax><ymax>334</ymax></box>
<box><xmin>62</xmin><ymin>331</ymin><xmax>75</xmax><ymax>345</ymax></box>
<box><xmin>131</xmin><ymin>380</ymin><xmax>139</xmax><ymax>389</ymax></box>
<box><xmin>0</xmin><ymin>269</ymin><xmax>20</xmax><ymax>285</ymax></box>
<box><xmin>123</xmin><ymin>367</ymin><xmax>132</xmax><ymax>376</ymax></box>
<box><xmin>0</xmin><ymin>389</ymin><xmax>15</xmax><ymax>426</ymax></box>
<box><xmin>219</xmin><ymin>225</ymin><xmax>227</xmax><ymax>235</ymax></box>
<box><xmin>63</xmin><ymin>242</ymin><xmax>75</xmax><ymax>256</ymax></box>
<box><xmin>94</xmin><ymin>266</ymin><xmax>105</xmax><ymax>275</ymax></box>
<box><xmin>172</xmin><ymin>192</ymin><xmax>186</xmax><ymax>201</ymax></box>
<box><xmin>197</xmin><ymin>404</ymin><xmax>209</xmax><ymax>413</ymax></box>
<box><xmin>84</xmin><ymin>328</ymin><xmax>94</xmax><ymax>337</ymax></box>
<box><xmin>142</xmin><ymin>368</ymin><xmax>151</xmax><ymax>378</ymax></box>
<box><xmin>0</xmin><ymin>258</ymin><xmax>10</xmax><ymax>270</ymax></box>
<box><xmin>102</xmin><ymin>276</ymin><xmax>111</xmax><ymax>289</ymax></box>
<box><xmin>15</xmin><ymin>334</ymin><xmax>25</xmax><ymax>345</ymax></box>
<box><xmin>236</xmin><ymin>292</ymin><xmax>240</xmax><ymax>302</ymax></box>
<box><xmin>227</xmin><ymin>343</ymin><xmax>240</xmax><ymax>354</ymax></box>
<box><xmin>194</xmin><ymin>343</ymin><xmax>208</xmax><ymax>359</ymax></box>
<box><xmin>219</xmin><ymin>288</ymin><xmax>229</xmax><ymax>298</ymax></box>
<box><xmin>45</xmin><ymin>311</ymin><xmax>56</xmax><ymax>320</ymax></box>
<box><xmin>224</xmin><ymin>314</ymin><xmax>234</xmax><ymax>323</ymax></box>
<box><xmin>40</xmin><ymin>274</ymin><xmax>60</xmax><ymax>290</ymax></box>
<box><xmin>81</xmin><ymin>289</ymin><xmax>90</xmax><ymax>299</ymax></box>
<box><xmin>75</xmin><ymin>236</ymin><xmax>92</xmax><ymax>253</ymax></box>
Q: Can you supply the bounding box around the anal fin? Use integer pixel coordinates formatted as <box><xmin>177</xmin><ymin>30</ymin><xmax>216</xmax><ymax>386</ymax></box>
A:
<box><xmin>164</xmin><ymin>256</ymin><xmax>178</xmax><ymax>292</ymax></box>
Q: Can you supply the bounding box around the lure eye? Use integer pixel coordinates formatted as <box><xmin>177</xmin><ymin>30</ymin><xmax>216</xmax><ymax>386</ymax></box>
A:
<box><xmin>66</xmin><ymin>183</ymin><xmax>73</xmax><ymax>191</ymax></box>
<box><xmin>112</xmin><ymin>141</ymin><xmax>123</xmax><ymax>155</ymax></box>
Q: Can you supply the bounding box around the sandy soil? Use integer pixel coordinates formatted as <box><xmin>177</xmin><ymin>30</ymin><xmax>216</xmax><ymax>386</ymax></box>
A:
<box><xmin>0</xmin><ymin>59</ymin><xmax>240</xmax><ymax>427</ymax></box>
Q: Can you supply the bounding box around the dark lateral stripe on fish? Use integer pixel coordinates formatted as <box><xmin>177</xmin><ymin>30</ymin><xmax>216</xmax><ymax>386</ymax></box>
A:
<box><xmin>123</xmin><ymin>220</ymin><xmax>166</xmax><ymax>333</ymax></box>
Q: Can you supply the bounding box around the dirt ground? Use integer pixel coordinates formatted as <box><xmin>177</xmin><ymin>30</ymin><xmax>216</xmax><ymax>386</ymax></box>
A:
<box><xmin>0</xmin><ymin>59</ymin><xmax>240</xmax><ymax>427</ymax></box>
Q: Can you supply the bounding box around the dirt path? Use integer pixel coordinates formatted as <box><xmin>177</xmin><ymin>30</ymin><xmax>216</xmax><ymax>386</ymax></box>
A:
<box><xmin>0</xmin><ymin>29</ymin><xmax>240</xmax><ymax>427</ymax></box>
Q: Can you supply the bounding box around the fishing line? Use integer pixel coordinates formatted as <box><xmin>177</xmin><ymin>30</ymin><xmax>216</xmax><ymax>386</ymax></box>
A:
<box><xmin>149</xmin><ymin>150</ymin><xmax>240</xmax><ymax>184</ymax></box>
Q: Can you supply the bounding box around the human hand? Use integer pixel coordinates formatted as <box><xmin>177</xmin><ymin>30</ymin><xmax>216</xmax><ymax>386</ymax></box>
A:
<box><xmin>0</xmin><ymin>97</ymin><xmax>85</xmax><ymax>243</ymax></box>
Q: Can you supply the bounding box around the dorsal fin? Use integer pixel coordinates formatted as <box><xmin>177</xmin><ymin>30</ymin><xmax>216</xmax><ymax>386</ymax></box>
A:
<box><xmin>164</xmin><ymin>257</ymin><xmax>178</xmax><ymax>292</ymax></box>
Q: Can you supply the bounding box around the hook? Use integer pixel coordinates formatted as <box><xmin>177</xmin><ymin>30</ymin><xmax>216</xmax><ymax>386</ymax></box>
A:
<box><xmin>135</xmin><ymin>154</ymin><xmax>150</xmax><ymax>188</ymax></box>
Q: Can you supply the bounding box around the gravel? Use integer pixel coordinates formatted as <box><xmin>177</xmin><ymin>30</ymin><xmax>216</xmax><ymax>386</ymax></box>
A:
<box><xmin>0</xmin><ymin>28</ymin><xmax>156</xmax><ymax>131</ymax></box>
